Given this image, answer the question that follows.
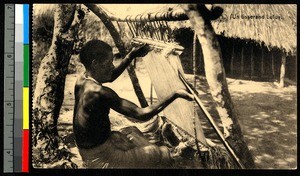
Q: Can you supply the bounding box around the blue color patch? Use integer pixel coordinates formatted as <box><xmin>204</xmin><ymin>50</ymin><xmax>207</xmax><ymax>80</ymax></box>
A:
<box><xmin>23</xmin><ymin>4</ymin><xmax>29</xmax><ymax>44</ymax></box>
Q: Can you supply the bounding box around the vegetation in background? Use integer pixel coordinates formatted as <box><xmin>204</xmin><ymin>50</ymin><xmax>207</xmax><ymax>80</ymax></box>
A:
<box><xmin>32</xmin><ymin>7</ymin><xmax>128</xmax><ymax>88</ymax></box>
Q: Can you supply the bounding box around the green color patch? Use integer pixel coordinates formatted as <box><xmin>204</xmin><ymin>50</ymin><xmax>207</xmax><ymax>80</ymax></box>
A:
<box><xmin>24</xmin><ymin>45</ymin><xmax>29</xmax><ymax>87</ymax></box>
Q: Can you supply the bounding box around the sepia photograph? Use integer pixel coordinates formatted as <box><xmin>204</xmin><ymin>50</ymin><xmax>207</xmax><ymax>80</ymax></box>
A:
<box><xmin>31</xmin><ymin>4</ymin><xmax>297</xmax><ymax>169</ymax></box>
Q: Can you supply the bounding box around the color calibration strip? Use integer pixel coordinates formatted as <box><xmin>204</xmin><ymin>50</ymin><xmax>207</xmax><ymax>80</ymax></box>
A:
<box><xmin>16</xmin><ymin>4</ymin><xmax>30</xmax><ymax>172</ymax></box>
<box><xmin>14</xmin><ymin>4</ymin><xmax>24</xmax><ymax>172</ymax></box>
<box><xmin>22</xmin><ymin>4</ymin><xmax>30</xmax><ymax>173</ymax></box>
<box><xmin>3</xmin><ymin>4</ymin><xmax>29</xmax><ymax>173</ymax></box>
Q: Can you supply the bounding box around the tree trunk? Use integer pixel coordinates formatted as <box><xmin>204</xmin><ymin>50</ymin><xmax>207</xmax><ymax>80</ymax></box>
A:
<box><xmin>181</xmin><ymin>4</ymin><xmax>255</xmax><ymax>168</ymax></box>
<box><xmin>84</xmin><ymin>4</ymin><xmax>148</xmax><ymax>107</ymax></box>
<box><xmin>32</xmin><ymin>5</ymin><xmax>83</xmax><ymax>167</ymax></box>
<box><xmin>279</xmin><ymin>53</ymin><xmax>286</xmax><ymax>88</ymax></box>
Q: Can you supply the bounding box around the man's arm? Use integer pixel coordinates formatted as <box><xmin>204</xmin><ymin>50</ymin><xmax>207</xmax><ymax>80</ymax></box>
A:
<box><xmin>110</xmin><ymin>44</ymin><xmax>150</xmax><ymax>82</ymax></box>
<box><xmin>100</xmin><ymin>86</ymin><xmax>193</xmax><ymax>122</ymax></box>
<box><xmin>110</xmin><ymin>53</ymin><xmax>134</xmax><ymax>81</ymax></box>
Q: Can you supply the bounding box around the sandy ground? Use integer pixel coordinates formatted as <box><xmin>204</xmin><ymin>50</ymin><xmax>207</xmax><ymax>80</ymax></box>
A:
<box><xmin>58</xmin><ymin>59</ymin><xmax>297</xmax><ymax>169</ymax></box>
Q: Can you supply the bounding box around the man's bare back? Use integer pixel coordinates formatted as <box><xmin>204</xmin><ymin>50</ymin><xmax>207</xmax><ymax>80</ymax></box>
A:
<box><xmin>73</xmin><ymin>75</ymin><xmax>111</xmax><ymax>149</ymax></box>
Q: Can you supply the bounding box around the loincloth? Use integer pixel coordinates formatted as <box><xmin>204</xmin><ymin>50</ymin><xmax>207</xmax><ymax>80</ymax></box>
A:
<box><xmin>77</xmin><ymin>126</ymin><xmax>173</xmax><ymax>168</ymax></box>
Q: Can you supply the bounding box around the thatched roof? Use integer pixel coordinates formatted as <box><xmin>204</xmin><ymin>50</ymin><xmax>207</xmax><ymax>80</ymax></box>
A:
<box><xmin>105</xmin><ymin>4</ymin><xmax>297</xmax><ymax>54</ymax></box>
<box><xmin>213</xmin><ymin>4</ymin><xmax>297</xmax><ymax>54</ymax></box>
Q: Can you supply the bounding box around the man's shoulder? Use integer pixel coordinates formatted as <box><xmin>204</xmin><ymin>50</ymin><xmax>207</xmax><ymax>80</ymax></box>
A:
<box><xmin>75</xmin><ymin>74</ymin><xmax>117</xmax><ymax>99</ymax></box>
<box><xmin>76</xmin><ymin>75</ymin><xmax>101</xmax><ymax>94</ymax></box>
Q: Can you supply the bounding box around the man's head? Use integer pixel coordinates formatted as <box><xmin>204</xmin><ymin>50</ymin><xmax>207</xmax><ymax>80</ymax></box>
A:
<box><xmin>80</xmin><ymin>40</ymin><xmax>115</xmax><ymax>81</ymax></box>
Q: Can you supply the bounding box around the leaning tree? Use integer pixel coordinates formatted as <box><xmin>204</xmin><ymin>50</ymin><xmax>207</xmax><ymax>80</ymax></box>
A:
<box><xmin>181</xmin><ymin>4</ymin><xmax>255</xmax><ymax>168</ymax></box>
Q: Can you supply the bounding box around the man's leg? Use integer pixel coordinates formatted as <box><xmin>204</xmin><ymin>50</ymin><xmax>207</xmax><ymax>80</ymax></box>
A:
<box><xmin>120</xmin><ymin>126</ymin><xmax>174</xmax><ymax>168</ymax></box>
<box><xmin>120</xmin><ymin>126</ymin><xmax>151</xmax><ymax>146</ymax></box>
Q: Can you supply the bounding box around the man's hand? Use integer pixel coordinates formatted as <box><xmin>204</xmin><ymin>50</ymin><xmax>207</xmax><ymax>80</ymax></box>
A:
<box><xmin>175</xmin><ymin>89</ymin><xmax>194</xmax><ymax>101</ymax></box>
<box><xmin>129</xmin><ymin>44</ymin><xmax>150</xmax><ymax>58</ymax></box>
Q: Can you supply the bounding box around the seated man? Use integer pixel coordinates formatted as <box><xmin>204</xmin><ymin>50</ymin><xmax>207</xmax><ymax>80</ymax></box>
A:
<box><xmin>73</xmin><ymin>40</ymin><xmax>193</xmax><ymax>168</ymax></box>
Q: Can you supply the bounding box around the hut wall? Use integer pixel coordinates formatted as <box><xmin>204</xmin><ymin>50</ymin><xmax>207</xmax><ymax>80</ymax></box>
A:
<box><xmin>178</xmin><ymin>34</ymin><xmax>296</xmax><ymax>82</ymax></box>
<box><xmin>286</xmin><ymin>55</ymin><xmax>297</xmax><ymax>81</ymax></box>
<box><xmin>218</xmin><ymin>36</ymin><xmax>297</xmax><ymax>82</ymax></box>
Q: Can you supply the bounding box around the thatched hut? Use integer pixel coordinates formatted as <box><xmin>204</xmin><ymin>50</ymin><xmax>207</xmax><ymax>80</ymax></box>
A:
<box><xmin>106</xmin><ymin>4</ymin><xmax>297</xmax><ymax>83</ymax></box>
<box><xmin>213</xmin><ymin>4</ymin><xmax>296</xmax><ymax>55</ymax></box>
<box><xmin>212</xmin><ymin>4</ymin><xmax>297</xmax><ymax>83</ymax></box>
<box><xmin>167</xmin><ymin>4</ymin><xmax>296</xmax><ymax>82</ymax></box>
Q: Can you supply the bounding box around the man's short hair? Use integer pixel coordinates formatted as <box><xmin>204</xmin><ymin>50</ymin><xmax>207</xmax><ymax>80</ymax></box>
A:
<box><xmin>79</xmin><ymin>40</ymin><xmax>112</xmax><ymax>69</ymax></box>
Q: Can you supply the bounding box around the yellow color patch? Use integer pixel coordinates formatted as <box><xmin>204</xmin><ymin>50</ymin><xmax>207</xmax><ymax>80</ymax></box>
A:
<box><xmin>23</xmin><ymin>88</ymin><xmax>29</xmax><ymax>129</ymax></box>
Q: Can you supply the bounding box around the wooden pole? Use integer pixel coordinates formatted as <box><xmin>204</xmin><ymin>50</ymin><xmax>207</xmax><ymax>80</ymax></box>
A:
<box><xmin>84</xmin><ymin>4</ymin><xmax>148</xmax><ymax>107</ymax></box>
<box><xmin>150</xmin><ymin>83</ymin><xmax>153</xmax><ymax>104</ymax></box>
<box><xmin>106</xmin><ymin>5</ymin><xmax>222</xmax><ymax>22</ymax></box>
<box><xmin>150</xmin><ymin>22</ymin><xmax>160</xmax><ymax>40</ymax></box>
<box><xmin>154</xmin><ymin>21</ymin><xmax>162</xmax><ymax>40</ymax></box>
<box><xmin>250</xmin><ymin>45</ymin><xmax>254</xmax><ymax>79</ymax></box>
<box><xmin>110</xmin><ymin>10</ymin><xmax>189</xmax><ymax>22</ymax></box>
<box><xmin>279</xmin><ymin>52</ymin><xmax>286</xmax><ymax>88</ymax></box>
<box><xmin>271</xmin><ymin>51</ymin><xmax>275</xmax><ymax>79</ymax></box>
<box><xmin>261</xmin><ymin>48</ymin><xmax>264</xmax><ymax>78</ymax></box>
<box><xmin>179</xmin><ymin>73</ymin><xmax>245</xmax><ymax>169</ymax></box>
<box><xmin>126</xmin><ymin>22</ymin><xmax>135</xmax><ymax>37</ymax></box>
<box><xmin>241</xmin><ymin>46</ymin><xmax>244</xmax><ymax>78</ymax></box>
<box><xmin>132</xmin><ymin>38</ymin><xmax>184</xmax><ymax>51</ymax></box>
<box><xmin>192</xmin><ymin>33</ymin><xmax>208</xmax><ymax>168</ymax></box>
<box><xmin>181</xmin><ymin>4</ymin><xmax>255</xmax><ymax>168</ymax></box>
<box><xmin>193</xmin><ymin>33</ymin><xmax>197</xmax><ymax>86</ymax></box>
<box><xmin>231</xmin><ymin>40</ymin><xmax>235</xmax><ymax>75</ymax></box>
